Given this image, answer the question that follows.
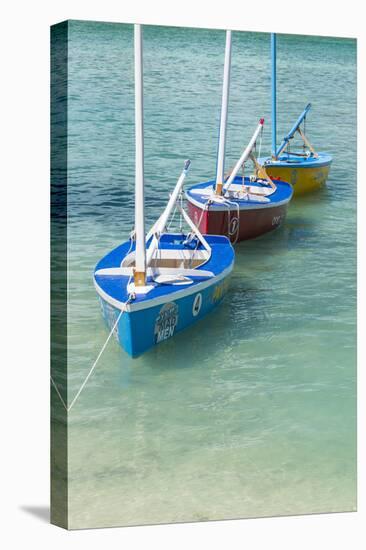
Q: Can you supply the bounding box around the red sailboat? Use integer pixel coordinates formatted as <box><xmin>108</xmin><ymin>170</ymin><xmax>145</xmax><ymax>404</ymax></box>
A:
<box><xmin>185</xmin><ymin>31</ymin><xmax>293</xmax><ymax>243</ymax></box>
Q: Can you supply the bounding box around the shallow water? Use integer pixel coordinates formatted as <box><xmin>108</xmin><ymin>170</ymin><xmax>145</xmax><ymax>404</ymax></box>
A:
<box><xmin>55</xmin><ymin>21</ymin><xmax>356</xmax><ymax>528</ymax></box>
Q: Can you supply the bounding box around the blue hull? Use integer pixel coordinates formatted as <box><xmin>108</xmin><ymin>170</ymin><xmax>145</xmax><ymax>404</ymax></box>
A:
<box><xmin>98</xmin><ymin>275</ymin><xmax>230</xmax><ymax>357</ymax></box>
<box><xmin>94</xmin><ymin>233</ymin><xmax>234</xmax><ymax>357</ymax></box>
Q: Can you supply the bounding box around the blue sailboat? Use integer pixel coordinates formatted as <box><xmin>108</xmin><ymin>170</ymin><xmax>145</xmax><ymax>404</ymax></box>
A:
<box><xmin>93</xmin><ymin>24</ymin><xmax>234</xmax><ymax>358</ymax></box>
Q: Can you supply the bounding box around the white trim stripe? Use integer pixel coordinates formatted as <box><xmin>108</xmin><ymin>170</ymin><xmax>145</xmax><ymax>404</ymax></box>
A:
<box><xmin>186</xmin><ymin>193</ymin><xmax>292</xmax><ymax>211</ymax></box>
<box><xmin>94</xmin><ymin>262</ymin><xmax>234</xmax><ymax>313</ymax></box>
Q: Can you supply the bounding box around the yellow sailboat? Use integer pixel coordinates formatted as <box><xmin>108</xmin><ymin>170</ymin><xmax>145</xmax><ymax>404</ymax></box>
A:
<box><xmin>259</xmin><ymin>34</ymin><xmax>332</xmax><ymax>196</ymax></box>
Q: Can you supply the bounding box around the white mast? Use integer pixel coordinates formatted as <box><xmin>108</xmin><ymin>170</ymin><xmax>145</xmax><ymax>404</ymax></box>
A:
<box><xmin>133</xmin><ymin>24</ymin><xmax>146</xmax><ymax>286</ymax></box>
<box><xmin>215</xmin><ymin>30</ymin><xmax>232</xmax><ymax>195</ymax></box>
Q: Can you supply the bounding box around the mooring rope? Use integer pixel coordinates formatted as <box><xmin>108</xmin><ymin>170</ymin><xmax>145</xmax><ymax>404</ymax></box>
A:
<box><xmin>51</xmin><ymin>236</ymin><xmax>136</xmax><ymax>413</ymax></box>
<box><xmin>51</xmin><ymin>293</ymin><xmax>134</xmax><ymax>413</ymax></box>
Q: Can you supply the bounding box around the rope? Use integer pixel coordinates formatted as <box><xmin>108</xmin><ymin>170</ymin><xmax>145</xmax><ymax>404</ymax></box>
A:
<box><xmin>197</xmin><ymin>198</ymin><xmax>211</xmax><ymax>230</ymax></box>
<box><xmin>179</xmin><ymin>192</ymin><xmax>184</xmax><ymax>233</ymax></box>
<box><xmin>184</xmin><ymin>198</ymin><xmax>212</xmax><ymax>247</ymax></box>
<box><xmin>167</xmin><ymin>202</ymin><xmax>177</xmax><ymax>231</ymax></box>
<box><xmin>150</xmin><ymin>230</ymin><xmax>163</xmax><ymax>277</ymax></box>
<box><xmin>51</xmin><ymin>236</ymin><xmax>137</xmax><ymax>413</ymax></box>
<box><xmin>223</xmin><ymin>198</ymin><xmax>240</xmax><ymax>244</ymax></box>
<box><xmin>181</xmin><ymin>198</ymin><xmax>212</xmax><ymax>269</ymax></box>
<box><xmin>210</xmin><ymin>194</ymin><xmax>240</xmax><ymax>244</ymax></box>
<box><xmin>51</xmin><ymin>294</ymin><xmax>134</xmax><ymax>413</ymax></box>
<box><xmin>188</xmin><ymin>232</ymin><xmax>200</xmax><ymax>268</ymax></box>
<box><xmin>241</xmin><ymin>162</ymin><xmax>245</xmax><ymax>191</ymax></box>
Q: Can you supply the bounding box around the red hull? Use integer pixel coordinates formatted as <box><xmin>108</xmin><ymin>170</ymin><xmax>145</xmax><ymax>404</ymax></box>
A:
<box><xmin>187</xmin><ymin>201</ymin><xmax>289</xmax><ymax>242</ymax></box>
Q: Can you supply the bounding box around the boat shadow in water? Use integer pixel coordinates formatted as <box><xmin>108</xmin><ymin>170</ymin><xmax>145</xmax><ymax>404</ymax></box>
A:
<box><xmin>113</xmin><ymin>219</ymin><xmax>320</xmax><ymax>377</ymax></box>
<box><xmin>235</xmin><ymin>203</ymin><xmax>322</xmax><ymax>255</ymax></box>
<box><xmin>113</xmin><ymin>213</ymin><xmax>325</xmax><ymax>379</ymax></box>
<box><xmin>281</xmin><ymin>217</ymin><xmax>321</xmax><ymax>251</ymax></box>
<box><xmin>120</xmin><ymin>281</ymin><xmax>275</xmax><ymax>375</ymax></box>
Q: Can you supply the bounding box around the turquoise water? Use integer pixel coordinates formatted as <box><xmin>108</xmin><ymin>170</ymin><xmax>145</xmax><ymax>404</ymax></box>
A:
<box><xmin>61</xmin><ymin>21</ymin><xmax>356</xmax><ymax>528</ymax></box>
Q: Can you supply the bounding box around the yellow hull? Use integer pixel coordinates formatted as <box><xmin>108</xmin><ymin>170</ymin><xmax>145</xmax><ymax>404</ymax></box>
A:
<box><xmin>266</xmin><ymin>164</ymin><xmax>331</xmax><ymax>196</ymax></box>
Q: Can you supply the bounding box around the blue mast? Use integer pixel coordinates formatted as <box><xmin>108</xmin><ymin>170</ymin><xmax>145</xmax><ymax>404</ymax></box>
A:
<box><xmin>271</xmin><ymin>33</ymin><xmax>277</xmax><ymax>159</ymax></box>
<box><xmin>275</xmin><ymin>103</ymin><xmax>312</xmax><ymax>158</ymax></box>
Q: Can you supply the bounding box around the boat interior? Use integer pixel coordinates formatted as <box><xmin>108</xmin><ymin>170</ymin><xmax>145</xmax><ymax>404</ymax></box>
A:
<box><xmin>122</xmin><ymin>248</ymin><xmax>209</xmax><ymax>270</ymax></box>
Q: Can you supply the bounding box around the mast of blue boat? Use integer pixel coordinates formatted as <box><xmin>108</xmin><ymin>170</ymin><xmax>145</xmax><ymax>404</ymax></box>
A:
<box><xmin>215</xmin><ymin>30</ymin><xmax>232</xmax><ymax>195</ymax></box>
<box><xmin>271</xmin><ymin>32</ymin><xmax>277</xmax><ymax>159</ymax></box>
<box><xmin>133</xmin><ymin>24</ymin><xmax>147</xmax><ymax>287</ymax></box>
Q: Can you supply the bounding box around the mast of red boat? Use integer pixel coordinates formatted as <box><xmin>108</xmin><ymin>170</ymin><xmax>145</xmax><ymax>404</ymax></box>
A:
<box><xmin>215</xmin><ymin>30</ymin><xmax>232</xmax><ymax>196</ymax></box>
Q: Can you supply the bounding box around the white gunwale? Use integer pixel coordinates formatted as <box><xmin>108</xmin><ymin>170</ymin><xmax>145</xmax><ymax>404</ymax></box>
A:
<box><xmin>94</xmin><ymin>263</ymin><xmax>234</xmax><ymax>313</ymax></box>
<box><xmin>186</xmin><ymin>192</ymin><xmax>292</xmax><ymax>211</ymax></box>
